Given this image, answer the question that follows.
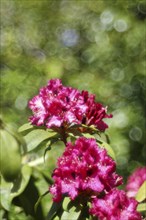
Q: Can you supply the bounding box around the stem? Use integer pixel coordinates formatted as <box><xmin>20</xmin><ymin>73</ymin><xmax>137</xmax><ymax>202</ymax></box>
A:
<box><xmin>60</xmin><ymin>126</ymin><xmax>67</xmax><ymax>145</ymax></box>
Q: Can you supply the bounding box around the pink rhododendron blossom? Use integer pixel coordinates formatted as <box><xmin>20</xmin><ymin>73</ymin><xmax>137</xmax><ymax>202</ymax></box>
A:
<box><xmin>126</xmin><ymin>167</ymin><xmax>146</xmax><ymax>198</ymax></box>
<box><xmin>29</xmin><ymin>79</ymin><xmax>111</xmax><ymax>131</ymax></box>
<box><xmin>49</xmin><ymin>137</ymin><xmax>122</xmax><ymax>202</ymax></box>
<box><xmin>90</xmin><ymin>189</ymin><xmax>142</xmax><ymax>220</ymax></box>
<box><xmin>81</xmin><ymin>90</ymin><xmax>112</xmax><ymax>131</ymax></box>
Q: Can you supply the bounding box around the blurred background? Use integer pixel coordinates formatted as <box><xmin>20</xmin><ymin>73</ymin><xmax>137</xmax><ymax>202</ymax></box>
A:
<box><xmin>0</xmin><ymin>0</ymin><xmax>146</xmax><ymax>219</ymax></box>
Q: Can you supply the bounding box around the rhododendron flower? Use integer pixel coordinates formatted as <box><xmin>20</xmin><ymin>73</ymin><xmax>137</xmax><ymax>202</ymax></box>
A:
<box><xmin>29</xmin><ymin>79</ymin><xmax>86</xmax><ymax>128</ymax></box>
<box><xmin>81</xmin><ymin>90</ymin><xmax>112</xmax><ymax>131</ymax></box>
<box><xmin>29</xmin><ymin>79</ymin><xmax>111</xmax><ymax>131</ymax></box>
<box><xmin>90</xmin><ymin>189</ymin><xmax>142</xmax><ymax>220</ymax></box>
<box><xmin>126</xmin><ymin>167</ymin><xmax>146</xmax><ymax>198</ymax></box>
<box><xmin>49</xmin><ymin>137</ymin><xmax>122</xmax><ymax>202</ymax></box>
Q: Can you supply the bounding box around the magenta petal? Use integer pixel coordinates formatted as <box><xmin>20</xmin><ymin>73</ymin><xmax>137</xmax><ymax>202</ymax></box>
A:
<box><xmin>28</xmin><ymin>79</ymin><xmax>112</xmax><ymax>130</ymax></box>
<box><xmin>50</xmin><ymin>137</ymin><xmax>122</xmax><ymax>201</ymax></box>
<box><xmin>46</xmin><ymin>116</ymin><xmax>63</xmax><ymax>128</ymax></box>
<box><xmin>84</xmin><ymin>176</ymin><xmax>104</xmax><ymax>192</ymax></box>
<box><xmin>90</xmin><ymin>189</ymin><xmax>142</xmax><ymax>220</ymax></box>
<box><xmin>61</xmin><ymin>181</ymin><xmax>79</xmax><ymax>200</ymax></box>
<box><xmin>126</xmin><ymin>167</ymin><xmax>146</xmax><ymax>198</ymax></box>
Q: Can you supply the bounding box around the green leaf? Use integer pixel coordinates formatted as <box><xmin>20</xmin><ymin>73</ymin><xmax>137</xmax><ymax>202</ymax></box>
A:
<box><xmin>68</xmin><ymin>130</ymin><xmax>83</xmax><ymax>138</ymax></box>
<box><xmin>137</xmin><ymin>203</ymin><xmax>146</xmax><ymax>212</ymax></box>
<box><xmin>44</xmin><ymin>136</ymin><xmax>60</xmax><ymax>162</ymax></box>
<box><xmin>61</xmin><ymin>208</ymin><xmax>80</xmax><ymax>220</ymax></box>
<box><xmin>34</xmin><ymin>190</ymin><xmax>49</xmax><ymax>212</ymax></box>
<box><xmin>40</xmin><ymin>170</ymin><xmax>53</xmax><ymax>185</ymax></box>
<box><xmin>0</xmin><ymin>165</ymin><xmax>32</xmax><ymax>211</ymax></box>
<box><xmin>81</xmin><ymin>124</ymin><xmax>101</xmax><ymax>134</ymax></box>
<box><xmin>61</xmin><ymin>211</ymin><xmax>80</xmax><ymax>220</ymax></box>
<box><xmin>135</xmin><ymin>181</ymin><xmax>146</xmax><ymax>202</ymax></box>
<box><xmin>18</xmin><ymin>123</ymin><xmax>34</xmax><ymax>132</ymax></box>
<box><xmin>4</xmin><ymin>124</ymin><xmax>27</xmax><ymax>154</ymax></box>
<box><xmin>0</xmin><ymin>129</ymin><xmax>22</xmax><ymax>182</ymax></box>
<box><xmin>24</xmin><ymin>129</ymin><xmax>57</xmax><ymax>152</ymax></box>
<box><xmin>62</xmin><ymin>197</ymin><xmax>70</xmax><ymax>211</ymax></box>
<box><xmin>46</xmin><ymin>201</ymin><xmax>62</xmax><ymax>220</ymax></box>
<box><xmin>62</xmin><ymin>198</ymin><xmax>82</xmax><ymax>220</ymax></box>
<box><xmin>54</xmin><ymin>217</ymin><xmax>60</xmax><ymax>220</ymax></box>
<box><xmin>97</xmin><ymin>139</ymin><xmax>116</xmax><ymax>161</ymax></box>
<box><xmin>82</xmin><ymin>133</ymin><xmax>96</xmax><ymax>139</ymax></box>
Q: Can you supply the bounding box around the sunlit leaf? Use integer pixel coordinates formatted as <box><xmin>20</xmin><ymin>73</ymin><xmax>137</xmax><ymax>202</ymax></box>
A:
<box><xmin>61</xmin><ymin>208</ymin><xmax>80</xmax><ymax>220</ymax></box>
<box><xmin>24</xmin><ymin>129</ymin><xmax>57</xmax><ymax>152</ymax></box>
<box><xmin>39</xmin><ymin>170</ymin><xmax>53</xmax><ymax>185</ymax></box>
<box><xmin>46</xmin><ymin>201</ymin><xmax>62</xmax><ymax>220</ymax></box>
<box><xmin>97</xmin><ymin>139</ymin><xmax>116</xmax><ymax>161</ymax></box>
<box><xmin>53</xmin><ymin>216</ymin><xmax>60</xmax><ymax>220</ymax></box>
<box><xmin>18</xmin><ymin>123</ymin><xmax>34</xmax><ymax>132</ymax></box>
<box><xmin>54</xmin><ymin>217</ymin><xmax>60</xmax><ymax>220</ymax></box>
<box><xmin>137</xmin><ymin>203</ymin><xmax>146</xmax><ymax>212</ymax></box>
<box><xmin>0</xmin><ymin>165</ymin><xmax>32</xmax><ymax>211</ymax></box>
<box><xmin>62</xmin><ymin>197</ymin><xmax>70</xmax><ymax>211</ymax></box>
<box><xmin>35</xmin><ymin>190</ymin><xmax>49</xmax><ymax>212</ymax></box>
<box><xmin>135</xmin><ymin>181</ymin><xmax>146</xmax><ymax>202</ymax></box>
<box><xmin>82</xmin><ymin>133</ymin><xmax>96</xmax><ymax>139</ymax></box>
<box><xmin>4</xmin><ymin>123</ymin><xmax>27</xmax><ymax>154</ymax></box>
<box><xmin>0</xmin><ymin>129</ymin><xmax>21</xmax><ymax>182</ymax></box>
<box><xmin>62</xmin><ymin>197</ymin><xmax>82</xmax><ymax>220</ymax></box>
<box><xmin>82</xmin><ymin>124</ymin><xmax>101</xmax><ymax>134</ymax></box>
<box><xmin>44</xmin><ymin>135</ymin><xmax>60</xmax><ymax>162</ymax></box>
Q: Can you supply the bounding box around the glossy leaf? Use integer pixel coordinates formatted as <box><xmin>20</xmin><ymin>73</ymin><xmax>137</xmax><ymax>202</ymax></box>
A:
<box><xmin>44</xmin><ymin>135</ymin><xmax>60</xmax><ymax>162</ymax></box>
<box><xmin>46</xmin><ymin>201</ymin><xmax>62</xmax><ymax>220</ymax></box>
<box><xmin>40</xmin><ymin>170</ymin><xmax>53</xmax><ymax>185</ymax></box>
<box><xmin>54</xmin><ymin>217</ymin><xmax>60</xmax><ymax>220</ymax></box>
<box><xmin>0</xmin><ymin>165</ymin><xmax>32</xmax><ymax>211</ymax></box>
<box><xmin>18</xmin><ymin>123</ymin><xmax>34</xmax><ymax>132</ymax></box>
<box><xmin>61</xmin><ymin>197</ymin><xmax>81</xmax><ymax>220</ymax></box>
<box><xmin>62</xmin><ymin>197</ymin><xmax>82</xmax><ymax>220</ymax></box>
<box><xmin>4</xmin><ymin>123</ymin><xmax>27</xmax><ymax>154</ymax></box>
<box><xmin>53</xmin><ymin>216</ymin><xmax>60</xmax><ymax>220</ymax></box>
<box><xmin>137</xmin><ymin>203</ymin><xmax>146</xmax><ymax>212</ymax></box>
<box><xmin>62</xmin><ymin>197</ymin><xmax>70</xmax><ymax>211</ymax></box>
<box><xmin>0</xmin><ymin>129</ymin><xmax>22</xmax><ymax>182</ymax></box>
<box><xmin>135</xmin><ymin>181</ymin><xmax>146</xmax><ymax>202</ymax></box>
<box><xmin>35</xmin><ymin>190</ymin><xmax>49</xmax><ymax>212</ymax></box>
<box><xmin>81</xmin><ymin>124</ymin><xmax>101</xmax><ymax>135</ymax></box>
<box><xmin>97</xmin><ymin>139</ymin><xmax>116</xmax><ymax>161</ymax></box>
<box><xmin>24</xmin><ymin>129</ymin><xmax>57</xmax><ymax>152</ymax></box>
<box><xmin>82</xmin><ymin>133</ymin><xmax>96</xmax><ymax>139</ymax></box>
<box><xmin>61</xmin><ymin>211</ymin><xmax>80</xmax><ymax>220</ymax></box>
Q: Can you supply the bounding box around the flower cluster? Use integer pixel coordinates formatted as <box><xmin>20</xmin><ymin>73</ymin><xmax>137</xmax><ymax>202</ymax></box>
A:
<box><xmin>28</xmin><ymin>79</ymin><xmax>142</xmax><ymax>219</ymax></box>
<box><xmin>29</xmin><ymin>79</ymin><xmax>112</xmax><ymax>131</ymax></box>
<box><xmin>90</xmin><ymin>189</ymin><xmax>141</xmax><ymax>220</ymax></box>
<box><xmin>50</xmin><ymin>137</ymin><xmax>142</xmax><ymax>219</ymax></box>
<box><xmin>50</xmin><ymin>137</ymin><xmax>123</xmax><ymax>202</ymax></box>
<box><xmin>126</xmin><ymin>167</ymin><xmax>146</xmax><ymax>198</ymax></box>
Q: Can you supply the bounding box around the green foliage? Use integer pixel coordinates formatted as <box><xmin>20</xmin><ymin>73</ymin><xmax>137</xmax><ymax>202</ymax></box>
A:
<box><xmin>0</xmin><ymin>119</ymin><xmax>22</xmax><ymax>182</ymax></box>
<box><xmin>18</xmin><ymin>123</ymin><xmax>34</xmax><ymax>133</ymax></box>
<box><xmin>97</xmin><ymin>139</ymin><xmax>116</xmax><ymax>161</ymax></box>
<box><xmin>0</xmin><ymin>129</ymin><xmax>21</xmax><ymax>182</ymax></box>
<box><xmin>135</xmin><ymin>181</ymin><xmax>146</xmax><ymax>203</ymax></box>
<box><xmin>137</xmin><ymin>203</ymin><xmax>146</xmax><ymax>213</ymax></box>
<box><xmin>0</xmin><ymin>165</ymin><xmax>32</xmax><ymax>211</ymax></box>
<box><xmin>24</xmin><ymin>129</ymin><xmax>57</xmax><ymax>152</ymax></box>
